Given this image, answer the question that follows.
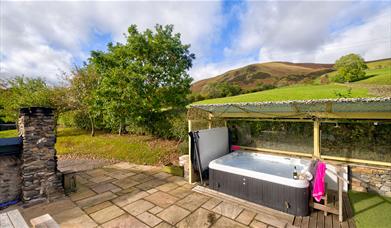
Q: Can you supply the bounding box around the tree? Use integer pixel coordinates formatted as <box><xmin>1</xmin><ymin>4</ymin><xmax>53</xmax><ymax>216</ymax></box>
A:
<box><xmin>201</xmin><ymin>82</ymin><xmax>242</xmax><ymax>99</ymax></box>
<box><xmin>0</xmin><ymin>77</ymin><xmax>54</xmax><ymax>122</ymax></box>
<box><xmin>89</xmin><ymin>24</ymin><xmax>195</xmax><ymax>135</ymax></box>
<box><xmin>68</xmin><ymin>65</ymin><xmax>101</xmax><ymax>136</ymax></box>
<box><xmin>333</xmin><ymin>53</ymin><xmax>368</xmax><ymax>82</ymax></box>
<box><xmin>0</xmin><ymin>76</ymin><xmax>74</xmax><ymax>125</ymax></box>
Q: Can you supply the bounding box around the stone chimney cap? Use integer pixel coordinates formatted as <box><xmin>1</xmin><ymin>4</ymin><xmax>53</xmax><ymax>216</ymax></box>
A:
<box><xmin>19</xmin><ymin>107</ymin><xmax>55</xmax><ymax>116</ymax></box>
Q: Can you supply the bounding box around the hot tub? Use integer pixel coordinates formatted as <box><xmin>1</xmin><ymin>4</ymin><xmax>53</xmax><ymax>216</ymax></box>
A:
<box><xmin>209</xmin><ymin>151</ymin><xmax>310</xmax><ymax>216</ymax></box>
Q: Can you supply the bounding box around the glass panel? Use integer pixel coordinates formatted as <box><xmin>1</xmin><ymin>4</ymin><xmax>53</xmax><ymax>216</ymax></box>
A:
<box><xmin>321</xmin><ymin>122</ymin><xmax>391</xmax><ymax>162</ymax></box>
<box><xmin>228</xmin><ymin>120</ymin><xmax>313</xmax><ymax>154</ymax></box>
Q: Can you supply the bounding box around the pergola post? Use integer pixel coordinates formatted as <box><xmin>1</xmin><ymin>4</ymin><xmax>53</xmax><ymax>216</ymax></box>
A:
<box><xmin>338</xmin><ymin>167</ymin><xmax>344</xmax><ymax>222</ymax></box>
<box><xmin>208</xmin><ymin>113</ymin><xmax>213</xmax><ymax>129</ymax></box>
<box><xmin>313</xmin><ymin>120</ymin><xmax>321</xmax><ymax>158</ymax></box>
<box><xmin>188</xmin><ymin>120</ymin><xmax>196</xmax><ymax>183</ymax></box>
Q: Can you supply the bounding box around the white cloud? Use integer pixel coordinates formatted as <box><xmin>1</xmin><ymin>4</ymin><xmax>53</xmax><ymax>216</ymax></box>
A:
<box><xmin>1</xmin><ymin>0</ymin><xmax>390</xmax><ymax>84</ymax></box>
<box><xmin>190</xmin><ymin>57</ymin><xmax>258</xmax><ymax>81</ymax></box>
<box><xmin>257</xmin><ymin>7</ymin><xmax>391</xmax><ymax>63</ymax></box>
<box><xmin>232</xmin><ymin>1</ymin><xmax>391</xmax><ymax>64</ymax></box>
<box><xmin>0</xmin><ymin>1</ymin><xmax>223</xmax><ymax>82</ymax></box>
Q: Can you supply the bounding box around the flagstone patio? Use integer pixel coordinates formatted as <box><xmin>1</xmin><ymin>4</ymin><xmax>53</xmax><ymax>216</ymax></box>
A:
<box><xmin>6</xmin><ymin>162</ymin><xmax>353</xmax><ymax>228</ymax></box>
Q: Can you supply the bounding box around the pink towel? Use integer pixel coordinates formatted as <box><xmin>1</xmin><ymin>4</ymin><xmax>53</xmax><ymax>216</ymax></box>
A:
<box><xmin>312</xmin><ymin>162</ymin><xmax>326</xmax><ymax>202</ymax></box>
<box><xmin>231</xmin><ymin>145</ymin><xmax>241</xmax><ymax>151</ymax></box>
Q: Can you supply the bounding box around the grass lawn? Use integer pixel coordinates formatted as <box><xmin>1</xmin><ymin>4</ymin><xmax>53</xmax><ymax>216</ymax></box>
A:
<box><xmin>318</xmin><ymin>59</ymin><xmax>391</xmax><ymax>85</ymax></box>
<box><xmin>355</xmin><ymin>67</ymin><xmax>391</xmax><ymax>85</ymax></box>
<box><xmin>56</xmin><ymin>127</ymin><xmax>179</xmax><ymax>165</ymax></box>
<box><xmin>0</xmin><ymin>129</ymin><xmax>18</xmax><ymax>138</ymax></box>
<box><xmin>348</xmin><ymin>191</ymin><xmax>391</xmax><ymax>228</ymax></box>
<box><xmin>194</xmin><ymin>84</ymin><xmax>370</xmax><ymax>104</ymax></box>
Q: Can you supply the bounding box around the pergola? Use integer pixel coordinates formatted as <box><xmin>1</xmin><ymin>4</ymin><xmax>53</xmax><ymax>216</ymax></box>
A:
<box><xmin>187</xmin><ymin>97</ymin><xmax>391</xmax><ymax>222</ymax></box>
<box><xmin>187</xmin><ymin>97</ymin><xmax>391</xmax><ymax>181</ymax></box>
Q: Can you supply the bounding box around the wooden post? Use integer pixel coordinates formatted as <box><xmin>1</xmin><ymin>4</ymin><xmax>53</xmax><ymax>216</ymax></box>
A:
<box><xmin>188</xmin><ymin>120</ymin><xmax>196</xmax><ymax>183</ymax></box>
<box><xmin>338</xmin><ymin>167</ymin><xmax>343</xmax><ymax>222</ymax></box>
<box><xmin>313</xmin><ymin>120</ymin><xmax>321</xmax><ymax>158</ymax></box>
<box><xmin>208</xmin><ymin>113</ymin><xmax>212</xmax><ymax>129</ymax></box>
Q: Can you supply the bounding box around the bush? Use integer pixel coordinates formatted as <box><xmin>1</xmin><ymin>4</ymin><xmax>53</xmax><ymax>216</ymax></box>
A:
<box><xmin>201</xmin><ymin>82</ymin><xmax>242</xmax><ymax>99</ymax></box>
<box><xmin>333</xmin><ymin>53</ymin><xmax>368</xmax><ymax>82</ymax></box>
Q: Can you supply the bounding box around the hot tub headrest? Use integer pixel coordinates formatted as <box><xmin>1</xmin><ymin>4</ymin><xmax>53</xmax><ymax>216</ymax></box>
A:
<box><xmin>189</xmin><ymin>127</ymin><xmax>230</xmax><ymax>172</ymax></box>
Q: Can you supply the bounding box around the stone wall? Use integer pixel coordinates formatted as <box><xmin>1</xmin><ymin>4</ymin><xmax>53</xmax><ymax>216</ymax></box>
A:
<box><xmin>350</xmin><ymin>165</ymin><xmax>391</xmax><ymax>197</ymax></box>
<box><xmin>18</xmin><ymin>107</ymin><xmax>64</xmax><ymax>206</ymax></box>
<box><xmin>0</xmin><ymin>156</ymin><xmax>22</xmax><ymax>204</ymax></box>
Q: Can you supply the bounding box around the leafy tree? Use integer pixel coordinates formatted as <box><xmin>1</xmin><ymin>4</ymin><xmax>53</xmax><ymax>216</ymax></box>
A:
<box><xmin>68</xmin><ymin>65</ymin><xmax>101</xmax><ymax>136</ymax></box>
<box><xmin>90</xmin><ymin>24</ymin><xmax>194</xmax><ymax>135</ymax></box>
<box><xmin>0</xmin><ymin>77</ymin><xmax>55</xmax><ymax>122</ymax></box>
<box><xmin>333</xmin><ymin>53</ymin><xmax>368</xmax><ymax>82</ymax></box>
<box><xmin>201</xmin><ymin>82</ymin><xmax>242</xmax><ymax>99</ymax></box>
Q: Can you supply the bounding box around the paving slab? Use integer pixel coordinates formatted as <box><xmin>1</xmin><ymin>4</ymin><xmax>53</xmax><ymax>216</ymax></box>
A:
<box><xmin>144</xmin><ymin>191</ymin><xmax>179</xmax><ymax>208</ymax></box>
<box><xmin>131</xmin><ymin>173</ymin><xmax>154</xmax><ymax>182</ymax></box>
<box><xmin>101</xmin><ymin>214</ymin><xmax>149</xmax><ymax>228</ymax></box>
<box><xmin>211</xmin><ymin>216</ymin><xmax>246</xmax><ymax>228</ymax></box>
<box><xmin>90</xmin><ymin>205</ymin><xmax>125</xmax><ymax>224</ymax></box>
<box><xmin>249</xmin><ymin>220</ymin><xmax>268</xmax><ymax>228</ymax></box>
<box><xmin>201</xmin><ymin>198</ymin><xmax>222</xmax><ymax>210</ymax></box>
<box><xmin>92</xmin><ymin>183</ymin><xmax>121</xmax><ymax>194</ymax></box>
<box><xmin>176</xmin><ymin>207</ymin><xmax>220</xmax><ymax>228</ymax></box>
<box><xmin>137</xmin><ymin>211</ymin><xmax>162</xmax><ymax>227</ymax></box>
<box><xmin>122</xmin><ymin>199</ymin><xmax>155</xmax><ymax>216</ymax></box>
<box><xmin>112</xmin><ymin>177</ymin><xmax>140</xmax><ymax>189</ymax></box>
<box><xmin>86</xmin><ymin>169</ymin><xmax>109</xmax><ymax>177</ymax></box>
<box><xmin>149</xmin><ymin>206</ymin><xmax>163</xmax><ymax>214</ymax></box>
<box><xmin>157</xmin><ymin>205</ymin><xmax>190</xmax><ymax>225</ymax></box>
<box><xmin>112</xmin><ymin>191</ymin><xmax>149</xmax><ymax>207</ymax></box>
<box><xmin>166</xmin><ymin>176</ymin><xmax>188</xmax><ymax>186</ymax></box>
<box><xmin>136</xmin><ymin>179</ymin><xmax>166</xmax><ymax>191</ymax></box>
<box><xmin>254</xmin><ymin>212</ymin><xmax>288</xmax><ymax>228</ymax></box>
<box><xmin>89</xmin><ymin>175</ymin><xmax>113</xmax><ymax>184</ymax></box>
<box><xmin>116</xmin><ymin>187</ymin><xmax>140</xmax><ymax>196</ymax></box>
<box><xmin>168</xmin><ymin>186</ymin><xmax>192</xmax><ymax>199</ymax></box>
<box><xmin>21</xmin><ymin>198</ymin><xmax>76</xmax><ymax>223</ymax></box>
<box><xmin>84</xmin><ymin>201</ymin><xmax>113</xmax><ymax>214</ymax></box>
<box><xmin>70</xmin><ymin>189</ymin><xmax>97</xmax><ymax>202</ymax></box>
<box><xmin>106</xmin><ymin>170</ymin><xmax>136</xmax><ymax>179</ymax></box>
<box><xmin>147</xmin><ymin>188</ymin><xmax>159</xmax><ymax>194</ymax></box>
<box><xmin>76</xmin><ymin>191</ymin><xmax>117</xmax><ymax>208</ymax></box>
<box><xmin>212</xmin><ymin>201</ymin><xmax>243</xmax><ymax>220</ymax></box>
<box><xmin>156</xmin><ymin>182</ymin><xmax>180</xmax><ymax>192</ymax></box>
<box><xmin>236</xmin><ymin>209</ymin><xmax>257</xmax><ymax>225</ymax></box>
<box><xmin>176</xmin><ymin>193</ymin><xmax>210</xmax><ymax>211</ymax></box>
<box><xmin>153</xmin><ymin>172</ymin><xmax>172</xmax><ymax>180</ymax></box>
<box><xmin>52</xmin><ymin>207</ymin><xmax>97</xmax><ymax>228</ymax></box>
<box><xmin>75</xmin><ymin>175</ymin><xmax>89</xmax><ymax>184</ymax></box>
<box><xmin>155</xmin><ymin>222</ymin><xmax>175</xmax><ymax>228</ymax></box>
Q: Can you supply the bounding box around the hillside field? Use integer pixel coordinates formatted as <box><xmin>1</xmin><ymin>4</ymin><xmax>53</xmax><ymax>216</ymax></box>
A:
<box><xmin>193</xmin><ymin>84</ymin><xmax>370</xmax><ymax>104</ymax></box>
<box><xmin>191</xmin><ymin>62</ymin><xmax>333</xmax><ymax>94</ymax></box>
<box><xmin>323</xmin><ymin>59</ymin><xmax>391</xmax><ymax>85</ymax></box>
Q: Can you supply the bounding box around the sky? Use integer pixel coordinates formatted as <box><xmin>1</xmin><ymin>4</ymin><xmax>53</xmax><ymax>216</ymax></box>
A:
<box><xmin>1</xmin><ymin>0</ymin><xmax>390</xmax><ymax>84</ymax></box>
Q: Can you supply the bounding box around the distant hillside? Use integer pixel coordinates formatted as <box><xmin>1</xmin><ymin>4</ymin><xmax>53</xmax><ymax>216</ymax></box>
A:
<box><xmin>192</xmin><ymin>58</ymin><xmax>391</xmax><ymax>105</ymax></box>
<box><xmin>193</xmin><ymin>84</ymin><xmax>371</xmax><ymax>104</ymax></box>
<box><xmin>191</xmin><ymin>62</ymin><xmax>334</xmax><ymax>94</ymax></box>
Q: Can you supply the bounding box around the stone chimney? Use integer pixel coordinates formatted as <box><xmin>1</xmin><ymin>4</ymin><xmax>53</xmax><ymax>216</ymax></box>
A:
<box><xmin>18</xmin><ymin>107</ymin><xmax>64</xmax><ymax>206</ymax></box>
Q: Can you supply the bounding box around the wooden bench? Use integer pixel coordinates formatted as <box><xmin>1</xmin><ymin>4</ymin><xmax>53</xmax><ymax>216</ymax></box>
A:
<box><xmin>0</xmin><ymin>209</ymin><xmax>29</xmax><ymax>228</ymax></box>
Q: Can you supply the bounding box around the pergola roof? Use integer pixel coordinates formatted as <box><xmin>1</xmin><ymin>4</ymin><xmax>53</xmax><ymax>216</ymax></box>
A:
<box><xmin>189</xmin><ymin>97</ymin><xmax>391</xmax><ymax>120</ymax></box>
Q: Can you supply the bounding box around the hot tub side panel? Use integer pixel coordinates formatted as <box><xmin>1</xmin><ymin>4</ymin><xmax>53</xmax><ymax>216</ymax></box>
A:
<box><xmin>209</xmin><ymin>168</ymin><xmax>309</xmax><ymax>216</ymax></box>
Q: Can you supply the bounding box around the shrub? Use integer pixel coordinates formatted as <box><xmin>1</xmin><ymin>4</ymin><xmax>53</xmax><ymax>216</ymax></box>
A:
<box><xmin>333</xmin><ymin>53</ymin><xmax>368</xmax><ymax>82</ymax></box>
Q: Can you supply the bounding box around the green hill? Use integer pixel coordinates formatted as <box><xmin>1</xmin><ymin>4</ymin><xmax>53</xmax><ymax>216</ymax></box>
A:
<box><xmin>193</xmin><ymin>84</ymin><xmax>370</xmax><ymax>104</ymax></box>
<box><xmin>191</xmin><ymin>62</ymin><xmax>334</xmax><ymax>94</ymax></box>
<box><xmin>318</xmin><ymin>59</ymin><xmax>391</xmax><ymax>85</ymax></box>
<box><xmin>192</xmin><ymin>58</ymin><xmax>390</xmax><ymax>104</ymax></box>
